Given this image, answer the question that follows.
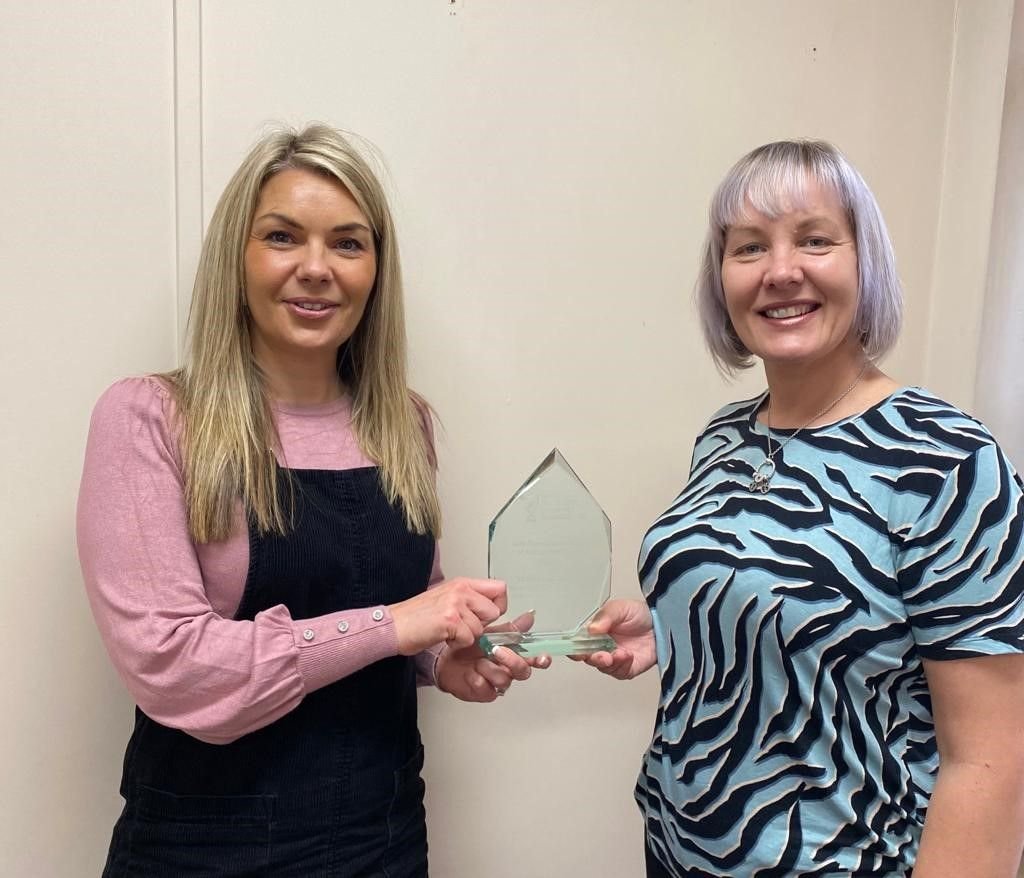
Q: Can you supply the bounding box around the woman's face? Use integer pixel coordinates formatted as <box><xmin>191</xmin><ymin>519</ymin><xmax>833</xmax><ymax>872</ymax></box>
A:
<box><xmin>720</xmin><ymin>178</ymin><xmax>861</xmax><ymax>374</ymax></box>
<box><xmin>244</xmin><ymin>167</ymin><xmax>377</xmax><ymax>375</ymax></box>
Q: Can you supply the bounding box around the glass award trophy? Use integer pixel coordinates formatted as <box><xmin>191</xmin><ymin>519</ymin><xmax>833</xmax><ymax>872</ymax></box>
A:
<box><xmin>479</xmin><ymin>449</ymin><xmax>616</xmax><ymax>658</ymax></box>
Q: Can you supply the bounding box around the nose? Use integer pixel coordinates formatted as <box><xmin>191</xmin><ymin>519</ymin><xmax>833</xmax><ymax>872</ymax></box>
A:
<box><xmin>296</xmin><ymin>242</ymin><xmax>331</xmax><ymax>284</ymax></box>
<box><xmin>763</xmin><ymin>246</ymin><xmax>803</xmax><ymax>288</ymax></box>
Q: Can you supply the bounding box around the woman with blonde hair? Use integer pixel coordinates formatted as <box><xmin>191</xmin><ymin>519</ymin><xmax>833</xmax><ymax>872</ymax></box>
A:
<box><xmin>78</xmin><ymin>123</ymin><xmax>537</xmax><ymax>877</ymax></box>
<box><xmin>581</xmin><ymin>140</ymin><xmax>1024</xmax><ymax>876</ymax></box>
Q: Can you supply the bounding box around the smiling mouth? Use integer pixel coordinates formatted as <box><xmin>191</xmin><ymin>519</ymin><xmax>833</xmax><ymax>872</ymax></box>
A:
<box><xmin>288</xmin><ymin>301</ymin><xmax>336</xmax><ymax>312</ymax></box>
<box><xmin>763</xmin><ymin>303</ymin><xmax>818</xmax><ymax>319</ymax></box>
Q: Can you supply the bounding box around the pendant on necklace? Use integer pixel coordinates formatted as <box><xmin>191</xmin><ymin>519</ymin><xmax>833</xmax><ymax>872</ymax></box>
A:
<box><xmin>749</xmin><ymin>458</ymin><xmax>776</xmax><ymax>493</ymax></box>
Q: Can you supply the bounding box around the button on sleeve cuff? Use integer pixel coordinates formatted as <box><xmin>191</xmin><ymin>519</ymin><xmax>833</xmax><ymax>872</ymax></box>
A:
<box><xmin>293</xmin><ymin>605</ymin><xmax>399</xmax><ymax>694</ymax></box>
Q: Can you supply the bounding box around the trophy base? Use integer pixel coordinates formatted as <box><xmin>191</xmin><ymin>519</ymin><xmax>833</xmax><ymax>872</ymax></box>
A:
<box><xmin>479</xmin><ymin>630</ymin><xmax>617</xmax><ymax>658</ymax></box>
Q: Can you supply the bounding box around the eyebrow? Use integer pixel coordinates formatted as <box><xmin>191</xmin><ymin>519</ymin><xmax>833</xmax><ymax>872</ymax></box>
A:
<box><xmin>725</xmin><ymin>215</ymin><xmax>843</xmax><ymax>237</ymax></box>
<box><xmin>252</xmin><ymin>212</ymin><xmax>372</xmax><ymax>234</ymax></box>
<box><xmin>793</xmin><ymin>215</ymin><xmax>842</xmax><ymax>231</ymax></box>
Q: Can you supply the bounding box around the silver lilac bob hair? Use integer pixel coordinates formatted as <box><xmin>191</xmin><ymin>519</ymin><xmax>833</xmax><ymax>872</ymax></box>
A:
<box><xmin>695</xmin><ymin>139</ymin><xmax>903</xmax><ymax>373</ymax></box>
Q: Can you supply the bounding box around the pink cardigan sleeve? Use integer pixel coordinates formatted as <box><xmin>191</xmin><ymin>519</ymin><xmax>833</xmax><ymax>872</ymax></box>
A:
<box><xmin>77</xmin><ymin>378</ymin><xmax>407</xmax><ymax>745</ymax></box>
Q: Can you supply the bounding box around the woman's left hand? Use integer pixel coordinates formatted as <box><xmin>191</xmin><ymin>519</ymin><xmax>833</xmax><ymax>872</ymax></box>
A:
<box><xmin>435</xmin><ymin>613</ymin><xmax>551</xmax><ymax>702</ymax></box>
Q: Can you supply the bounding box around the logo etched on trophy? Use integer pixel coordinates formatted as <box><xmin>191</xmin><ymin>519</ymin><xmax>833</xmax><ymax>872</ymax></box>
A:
<box><xmin>479</xmin><ymin>449</ymin><xmax>616</xmax><ymax>657</ymax></box>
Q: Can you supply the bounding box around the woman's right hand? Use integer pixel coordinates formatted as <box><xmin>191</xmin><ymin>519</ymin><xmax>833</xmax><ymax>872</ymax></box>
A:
<box><xmin>390</xmin><ymin>578</ymin><xmax>507</xmax><ymax>655</ymax></box>
<box><xmin>578</xmin><ymin>598</ymin><xmax>657</xmax><ymax>680</ymax></box>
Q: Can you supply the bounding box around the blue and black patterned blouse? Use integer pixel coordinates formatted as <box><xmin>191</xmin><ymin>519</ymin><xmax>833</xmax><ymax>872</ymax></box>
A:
<box><xmin>638</xmin><ymin>388</ymin><xmax>1024</xmax><ymax>877</ymax></box>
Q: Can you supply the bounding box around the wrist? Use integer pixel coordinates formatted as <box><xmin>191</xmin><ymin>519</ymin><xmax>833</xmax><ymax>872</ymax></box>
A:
<box><xmin>433</xmin><ymin>643</ymin><xmax>452</xmax><ymax>692</ymax></box>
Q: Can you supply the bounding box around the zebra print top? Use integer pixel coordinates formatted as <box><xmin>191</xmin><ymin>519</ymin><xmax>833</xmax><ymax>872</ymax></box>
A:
<box><xmin>636</xmin><ymin>387</ymin><xmax>1024</xmax><ymax>877</ymax></box>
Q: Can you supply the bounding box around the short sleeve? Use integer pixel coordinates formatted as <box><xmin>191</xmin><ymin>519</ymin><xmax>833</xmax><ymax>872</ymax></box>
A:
<box><xmin>895</xmin><ymin>441</ymin><xmax>1024</xmax><ymax>659</ymax></box>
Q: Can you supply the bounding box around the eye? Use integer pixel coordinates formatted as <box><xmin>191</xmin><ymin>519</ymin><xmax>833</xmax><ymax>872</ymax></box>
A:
<box><xmin>333</xmin><ymin>238</ymin><xmax>363</xmax><ymax>253</ymax></box>
<box><xmin>264</xmin><ymin>230</ymin><xmax>294</xmax><ymax>245</ymax></box>
<box><xmin>730</xmin><ymin>242</ymin><xmax>766</xmax><ymax>259</ymax></box>
<box><xmin>802</xmin><ymin>236</ymin><xmax>832</xmax><ymax>249</ymax></box>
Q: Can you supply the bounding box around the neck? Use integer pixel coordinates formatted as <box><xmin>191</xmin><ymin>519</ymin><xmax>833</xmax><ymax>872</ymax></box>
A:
<box><xmin>254</xmin><ymin>347</ymin><xmax>344</xmax><ymax>407</ymax></box>
<box><xmin>763</xmin><ymin>353</ymin><xmax>870</xmax><ymax>429</ymax></box>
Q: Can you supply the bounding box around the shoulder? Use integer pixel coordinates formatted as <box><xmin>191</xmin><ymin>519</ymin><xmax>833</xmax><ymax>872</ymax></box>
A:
<box><xmin>883</xmin><ymin>386</ymin><xmax>980</xmax><ymax>421</ymax></box>
<box><xmin>869</xmin><ymin>390</ymin><xmax>1023</xmax><ymax>519</ymax></box>
<box><xmin>873</xmin><ymin>387</ymin><xmax>1001</xmax><ymax>454</ymax></box>
<box><xmin>700</xmin><ymin>393</ymin><xmax>764</xmax><ymax>436</ymax></box>
<box><xmin>88</xmin><ymin>375</ymin><xmax>181</xmax><ymax>458</ymax></box>
<box><xmin>683</xmin><ymin>394</ymin><xmax>763</xmax><ymax>472</ymax></box>
<box><xmin>93</xmin><ymin>375</ymin><xmax>175</xmax><ymax>419</ymax></box>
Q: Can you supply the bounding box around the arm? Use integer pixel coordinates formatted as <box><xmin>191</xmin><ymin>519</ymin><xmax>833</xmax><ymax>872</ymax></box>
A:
<box><xmin>895</xmin><ymin>438</ymin><xmax>1024</xmax><ymax>875</ymax></box>
<box><xmin>78</xmin><ymin>379</ymin><xmax>502</xmax><ymax>743</ymax></box>
<box><xmin>913</xmin><ymin>654</ymin><xmax>1024</xmax><ymax>878</ymax></box>
<box><xmin>405</xmin><ymin>402</ymin><xmax>455</xmax><ymax>688</ymax></box>
<box><xmin>78</xmin><ymin>379</ymin><xmax>404</xmax><ymax>743</ymax></box>
<box><xmin>412</xmin><ymin>547</ymin><xmax>446</xmax><ymax>686</ymax></box>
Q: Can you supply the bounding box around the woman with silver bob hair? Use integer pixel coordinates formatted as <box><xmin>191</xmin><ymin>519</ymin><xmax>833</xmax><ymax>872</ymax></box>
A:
<box><xmin>580</xmin><ymin>140</ymin><xmax>1024</xmax><ymax>876</ymax></box>
<box><xmin>78</xmin><ymin>124</ymin><xmax>544</xmax><ymax>877</ymax></box>
<box><xmin>697</xmin><ymin>140</ymin><xmax>902</xmax><ymax>372</ymax></box>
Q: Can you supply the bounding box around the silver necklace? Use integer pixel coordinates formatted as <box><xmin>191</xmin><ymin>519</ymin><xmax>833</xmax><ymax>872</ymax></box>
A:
<box><xmin>749</xmin><ymin>361</ymin><xmax>870</xmax><ymax>494</ymax></box>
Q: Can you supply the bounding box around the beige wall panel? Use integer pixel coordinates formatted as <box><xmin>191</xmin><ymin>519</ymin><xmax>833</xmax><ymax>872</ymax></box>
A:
<box><xmin>195</xmin><ymin>2</ymin><xmax>974</xmax><ymax>875</ymax></box>
<box><xmin>927</xmin><ymin>0</ymin><xmax>1016</xmax><ymax>406</ymax></box>
<box><xmin>976</xmin><ymin>0</ymin><xmax>1024</xmax><ymax>462</ymax></box>
<box><xmin>2</xmin><ymin>0</ymin><xmax>1011</xmax><ymax>874</ymax></box>
<box><xmin>0</xmin><ymin>3</ymin><xmax>176</xmax><ymax>875</ymax></box>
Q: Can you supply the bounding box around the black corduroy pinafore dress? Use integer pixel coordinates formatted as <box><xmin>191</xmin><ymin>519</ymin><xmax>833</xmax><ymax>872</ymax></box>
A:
<box><xmin>102</xmin><ymin>465</ymin><xmax>435</xmax><ymax>877</ymax></box>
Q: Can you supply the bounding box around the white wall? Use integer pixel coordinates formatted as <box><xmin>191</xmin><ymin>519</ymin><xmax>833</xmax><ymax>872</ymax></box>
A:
<box><xmin>1</xmin><ymin>1</ymin><xmax>1016</xmax><ymax>875</ymax></box>
<box><xmin>976</xmin><ymin>0</ymin><xmax>1024</xmax><ymax>464</ymax></box>
<box><xmin>928</xmin><ymin>0</ymin><xmax>1018</xmax><ymax>403</ymax></box>
<box><xmin>0</xmin><ymin>3</ymin><xmax>177</xmax><ymax>875</ymax></box>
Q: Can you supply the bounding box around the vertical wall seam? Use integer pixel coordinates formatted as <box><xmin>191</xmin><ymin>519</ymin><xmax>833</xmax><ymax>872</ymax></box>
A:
<box><xmin>172</xmin><ymin>0</ymin><xmax>181</xmax><ymax>361</ymax></box>
<box><xmin>922</xmin><ymin>0</ymin><xmax>961</xmax><ymax>390</ymax></box>
<box><xmin>173</xmin><ymin>0</ymin><xmax>203</xmax><ymax>365</ymax></box>
<box><xmin>198</xmin><ymin>0</ymin><xmax>204</xmax><ymax>268</ymax></box>
<box><xmin>923</xmin><ymin>0</ymin><xmax>1014</xmax><ymax>406</ymax></box>
<box><xmin>974</xmin><ymin>0</ymin><xmax>1024</xmax><ymax>463</ymax></box>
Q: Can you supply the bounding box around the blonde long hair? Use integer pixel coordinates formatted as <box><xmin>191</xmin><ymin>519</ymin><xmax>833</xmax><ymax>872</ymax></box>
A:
<box><xmin>163</xmin><ymin>124</ymin><xmax>441</xmax><ymax>542</ymax></box>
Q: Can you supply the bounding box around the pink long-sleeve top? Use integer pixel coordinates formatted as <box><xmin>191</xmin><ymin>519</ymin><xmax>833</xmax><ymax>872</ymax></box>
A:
<box><xmin>78</xmin><ymin>376</ymin><xmax>444</xmax><ymax>746</ymax></box>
